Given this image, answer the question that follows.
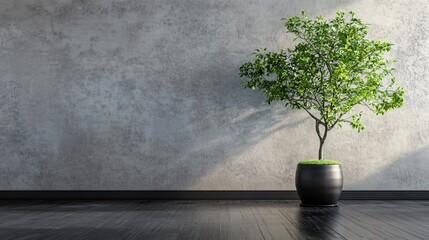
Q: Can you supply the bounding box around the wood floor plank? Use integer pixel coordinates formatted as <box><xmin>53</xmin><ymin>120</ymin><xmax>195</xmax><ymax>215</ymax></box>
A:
<box><xmin>0</xmin><ymin>200</ymin><xmax>427</xmax><ymax>240</ymax></box>
<box><xmin>340</xmin><ymin>201</ymin><xmax>426</xmax><ymax>240</ymax></box>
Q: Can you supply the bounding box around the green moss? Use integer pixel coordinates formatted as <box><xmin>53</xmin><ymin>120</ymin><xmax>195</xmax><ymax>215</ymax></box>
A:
<box><xmin>298</xmin><ymin>159</ymin><xmax>341</xmax><ymax>165</ymax></box>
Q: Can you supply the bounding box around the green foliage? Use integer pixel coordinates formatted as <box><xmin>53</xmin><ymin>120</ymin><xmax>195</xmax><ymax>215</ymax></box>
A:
<box><xmin>298</xmin><ymin>159</ymin><xmax>341</xmax><ymax>165</ymax></box>
<box><xmin>239</xmin><ymin>10</ymin><xmax>405</xmax><ymax>133</ymax></box>
<box><xmin>299</xmin><ymin>159</ymin><xmax>341</xmax><ymax>165</ymax></box>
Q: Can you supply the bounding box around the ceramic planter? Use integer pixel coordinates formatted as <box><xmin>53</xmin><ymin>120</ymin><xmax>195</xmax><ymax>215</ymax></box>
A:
<box><xmin>295</xmin><ymin>164</ymin><xmax>343</xmax><ymax>206</ymax></box>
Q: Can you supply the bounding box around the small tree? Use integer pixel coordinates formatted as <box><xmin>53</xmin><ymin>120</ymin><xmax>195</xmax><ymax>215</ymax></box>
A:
<box><xmin>239</xmin><ymin>11</ymin><xmax>405</xmax><ymax>160</ymax></box>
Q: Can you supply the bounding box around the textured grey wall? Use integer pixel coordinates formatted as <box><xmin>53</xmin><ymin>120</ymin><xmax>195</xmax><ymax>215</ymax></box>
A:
<box><xmin>0</xmin><ymin>0</ymin><xmax>428</xmax><ymax>190</ymax></box>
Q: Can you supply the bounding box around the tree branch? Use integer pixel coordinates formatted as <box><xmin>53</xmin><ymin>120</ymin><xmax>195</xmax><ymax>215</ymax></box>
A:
<box><xmin>328</xmin><ymin>111</ymin><xmax>348</xmax><ymax>131</ymax></box>
<box><xmin>340</xmin><ymin>119</ymin><xmax>352</xmax><ymax>123</ymax></box>
<box><xmin>360</xmin><ymin>101</ymin><xmax>376</xmax><ymax>112</ymax></box>
<box><xmin>315</xmin><ymin>120</ymin><xmax>322</xmax><ymax>140</ymax></box>
<box><xmin>302</xmin><ymin>107</ymin><xmax>320</xmax><ymax>122</ymax></box>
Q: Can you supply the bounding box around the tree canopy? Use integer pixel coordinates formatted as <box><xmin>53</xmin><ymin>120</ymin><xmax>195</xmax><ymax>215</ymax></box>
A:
<box><xmin>239</xmin><ymin>10</ymin><xmax>405</xmax><ymax>159</ymax></box>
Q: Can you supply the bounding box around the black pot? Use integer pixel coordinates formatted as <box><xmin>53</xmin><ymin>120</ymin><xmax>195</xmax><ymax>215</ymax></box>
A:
<box><xmin>295</xmin><ymin>164</ymin><xmax>343</xmax><ymax>207</ymax></box>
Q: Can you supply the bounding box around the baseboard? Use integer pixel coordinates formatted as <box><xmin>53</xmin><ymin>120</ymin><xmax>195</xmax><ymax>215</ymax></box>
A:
<box><xmin>0</xmin><ymin>191</ymin><xmax>427</xmax><ymax>200</ymax></box>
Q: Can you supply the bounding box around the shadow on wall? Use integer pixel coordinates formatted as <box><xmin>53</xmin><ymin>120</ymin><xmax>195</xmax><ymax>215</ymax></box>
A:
<box><xmin>140</xmin><ymin>1</ymin><xmax>354</xmax><ymax>190</ymax></box>
<box><xmin>0</xmin><ymin>0</ymin><xmax>354</xmax><ymax>190</ymax></box>
<box><xmin>146</xmin><ymin>65</ymin><xmax>309</xmax><ymax>189</ymax></box>
<box><xmin>350</xmin><ymin>145</ymin><xmax>429</xmax><ymax>190</ymax></box>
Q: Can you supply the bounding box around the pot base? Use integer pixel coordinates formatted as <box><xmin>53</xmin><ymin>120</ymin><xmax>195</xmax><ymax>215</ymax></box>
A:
<box><xmin>300</xmin><ymin>203</ymin><xmax>338</xmax><ymax>207</ymax></box>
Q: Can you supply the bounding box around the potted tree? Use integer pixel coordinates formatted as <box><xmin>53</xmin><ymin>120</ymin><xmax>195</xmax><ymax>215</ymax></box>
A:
<box><xmin>239</xmin><ymin>11</ymin><xmax>405</xmax><ymax>206</ymax></box>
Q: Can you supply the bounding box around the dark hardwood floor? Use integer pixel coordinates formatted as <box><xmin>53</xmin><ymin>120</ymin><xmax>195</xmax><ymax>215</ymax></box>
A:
<box><xmin>0</xmin><ymin>200</ymin><xmax>427</xmax><ymax>240</ymax></box>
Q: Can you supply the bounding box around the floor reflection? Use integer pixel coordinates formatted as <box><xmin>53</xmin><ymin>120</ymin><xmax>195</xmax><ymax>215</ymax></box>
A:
<box><xmin>296</xmin><ymin>206</ymin><xmax>340</xmax><ymax>239</ymax></box>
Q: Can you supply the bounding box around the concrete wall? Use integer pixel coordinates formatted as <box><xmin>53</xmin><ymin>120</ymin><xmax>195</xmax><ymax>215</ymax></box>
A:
<box><xmin>0</xmin><ymin>0</ymin><xmax>427</xmax><ymax>190</ymax></box>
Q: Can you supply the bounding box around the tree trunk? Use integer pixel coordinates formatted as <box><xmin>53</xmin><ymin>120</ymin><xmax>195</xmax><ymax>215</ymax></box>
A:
<box><xmin>318</xmin><ymin>138</ymin><xmax>324</xmax><ymax>160</ymax></box>
<box><xmin>315</xmin><ymin>120</ymin><xmax>328</xmax><ymax>160</ymax></box>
